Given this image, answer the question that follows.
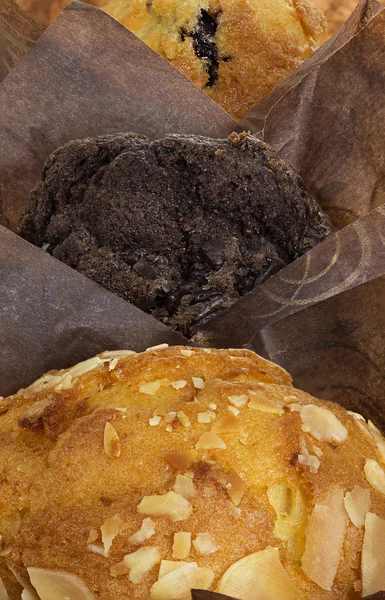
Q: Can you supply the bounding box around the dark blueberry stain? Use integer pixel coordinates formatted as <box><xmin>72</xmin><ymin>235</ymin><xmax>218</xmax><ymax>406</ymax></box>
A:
<box><xmin>180</xmin><ymin>8</ymin><xmax>231</xmax><ymax>88</ymax></box>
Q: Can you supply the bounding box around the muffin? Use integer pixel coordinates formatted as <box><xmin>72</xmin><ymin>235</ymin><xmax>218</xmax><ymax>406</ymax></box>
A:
<box><xmin>18</xmin><ymin>132</ymin><xmax>331</xmax><ymax>338</ymax></box>
<box><xmin>0</xmin><ymin>344</ymin><xmax>384</xmax><ymax>599</ymax></box>
<box><xmin>91</xmin><ymin>0</ymin><xmax>326</xmax><ymax>120</ymax></box>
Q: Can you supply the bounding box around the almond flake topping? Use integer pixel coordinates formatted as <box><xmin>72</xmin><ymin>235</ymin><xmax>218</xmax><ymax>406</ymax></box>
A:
<box><xmin>69</xmin><ymin>356</ymin><xmax>106</xmax><ymax>378</ymax></box>
<box><xmin>180</xmin><ymin>349</ymin><xmax>193</xmax><ymax>357</ymax></box>
<box><xmin>228</xmin><ymin>405</ymin><xmax>240</xmax><ymax>416</ymax></box>
<box><xmin>101</xmin><ymin>513</ymin><xmax>127</xmax><ymax>554</ymax></box>
<box><xmin>218</xmin><ymin>548</ymin><xmax>300</xmax><ymax>600</ymax></box>
<box><xmin>27</xmin><ymin>568</ymin><xmax>96</xmax><ymax>600</ymax></box>
<box><xmin>173</xmin><ymin>474</ymin><xmax>197</xmax><ymax>499</ymax></box>
<box><xmin>87</xmin><ymin>544</ymin><xmax>106</xmax><ymax>556</ymax></box>
<box><xmin>196</xmin><ymin>432</ymin><xmax>227</xmax><ymax>450</ymax></box>
<box><xmin>137</xmin><ymin>491</ymin><xmax>192</xmax><ymax>522</ymax></box>
<box><xmin>219</xmin><ymin>470</ymin><xmax>246</xmax><ymax>506</ymax></box>
<box><xmin>211</xmin><ymin>414</ymin><xmax>240</xmax><ymax>434</ymax></box>
<box><xmin>176</xmin><ymin>411</ymin><xmax>191</xmax><ymax>428</ymax></box>
<box><xmin>0</xmin><ymin>577</ymin><xmax>9</xmax><ymax>600</ymax></box>
<box><xmin>109</xmin><ymin>358</ymin><xmax>118</xmax><ymax>371</ymax></box>
<box><xmin>344</xmin><ymin>486</ymin><xmax>370</xmax><ymax>528</ymax></box>
<box><xmin>103</xmin><ymin>422</ymin><xmax>121</xmax><ymax>458</ymax></box>
<box><xmin>87</xmin><ymin>529</ymin><xmax>98</xmax><ymax>544</ymax></box>
<box><xmin>193</xmin><ymin>533</ymin><xmax>218</xmax><ymax>555</ymax></box>
<box><xmin>158</xmin><ymin>560</ymin><xmax>188</xmax><ymax>579</ymax></box>
<box><xmin>140</xmin><ymin>381</ymin><xmax>162</xmax><ymax>395</ymax></box>
<box><xmin>300</xmin><ymin>404</ymin><xmax>348</xmax><ymax>443</ymax></box>
<box><xmin>171</xmin><ymin>380</ymin><xmax>187</xmax><ymax>390</ymax></box>
<box><xmin>149</xmin><ymin>415</ymin><xmax>162</xmax><ymax>427</ymax></box>
<box><xmin>146</xmin><ymin>344</ymin><xmax>169</xmax><ymax>351</ymax></box>
<box><xmin>198</xmin><ymin>411</ymin><xmax>216</xmax><ymax>423</ymax></box>
<box><xmin>248</xmin><ymin>390</ymin><xmax>284</xmax><ymax>415</ymax></box>
<box><xmin>301</xmin><ymin>486</ymin><xmax>348</xmax><ymax>591</ymax></box>
<box><xmin>101</xmin><ymin>350</ymin><xmax>136</xmax><ymax>358</ymax></box>
<box><xmin>172</xmin><ymin>532</ymin><xmax>191</xmax><ymax>559</ymax></box>
<box><xmin>128</xmin><ymin>518</ymin><xmax>156</xmax><ymax>544</ymax></box>
<box><xmin>192</xmin><ymin>377</ymin><xmax>205</xmax><ymax>389</ymax></box>
<box><xmin>228</xmin><ymin>395</ymin><xmax>248</xmax><ymax>408</ymax></box>
<box><xmin>364</xmin><ymin>459</ymin><xmax>385</xmax><ymax>495</ymax></box>
<box><xmin>110</xmin><ymin>547</ymin><xmax>161</xmax><ymax>583</ymax></box>
<box><xmin>150</xmin><ymin>563</ymin><xmax>214</xmax><ymax>599</ymax></box>
<box><xmin>362</xmin><ymin>512</ymin><xmax>385</xmax><ymax>596</ymax></box>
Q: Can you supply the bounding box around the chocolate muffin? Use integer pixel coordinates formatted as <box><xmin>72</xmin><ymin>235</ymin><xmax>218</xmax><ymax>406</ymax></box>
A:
<box><xmin>19</xmin><ymin>132</ymin><xmax>331</xmax><ymax>337</ymax></box>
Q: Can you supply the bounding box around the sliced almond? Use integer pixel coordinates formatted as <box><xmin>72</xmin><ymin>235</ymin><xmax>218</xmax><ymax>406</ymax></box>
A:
<box><xmin>69</xmin><ymin>356</ymin><xmax>104</xmax><ymax>378</ymax></box>
<box><xmin>158</xmin><ymin>560</ymin><xmax>189</xmax><ymax>579</ymax></box>
<box><xmin>109</xmin><ymin>358</ymin><xmax>118</xmax><ymax>371</ymax></box>
<box><xmin>364</xmin><ymin>459</ymin><xmax>385</xmax><ymax>495</ymax></box>
<box><xmin>220</xmin><ymin>470</ymin><xmax>246</xmax><ymax>506</ymax></box>
<box><xmin>193</xmin><ymin>533</ymin><xmax>218</xmax><ymax>555</ymax></box>
<box><xmin>211</xmin><ymin>414</ymin><xmax>240</xmax><ymax>434</ymax></box>
<box><xmin>173</xmin><ymin>474</ymin><xmax>197</xmax><ymax>499</ymax></box>
<box><xmin>171</xmin><ymin>381</ymin><xmax>187</xmax><ymax>390</ymax></box>
<box><xmin>0</xmin><ymin>577</ymin><xmax>9</xmax><ymax>600</ymax></box>
<box><xmin>149</xmin><ymin>415</ymin><xmax>162</xmax><ymax>427</ymax></box>
<box><xmin>344</xmin><ymin>486</ymin><xmax>371</xmax><ymax>528</ymax></box>
<box><xmin>21</xmin><ymin>590</ymin><xmax>38</xmax><ymax>600</ymax></box>
<box><xmin>150</xmin><ymin>563</ymin><xmax>214</xmax><ymax>599</ymax></box>
<box><xmin>228</xmin><ymin>395</ymin><xmax>248</xmax><ymax>408</ymax></box>
<box><xmin>146</xmin><ymin>344</ymin><xmax>169</xmax><ymax>351</ymax></box>
<box><xmin>362</xmin><ymin>512</ymin><xmax>385</xmax><ymax>596</ymax></box>
<box><xmin>103</xmin><ymin>422</ymin><xmax>121</xmax><ymax>458</ymax></box>
<box><xmin>27</xmin><ymin>568</ymin><xmax>96</xmax><ymax>600</ymax></box>
<box><xmin>228</xmin><ymin>405</ymin><xmax>240</xmax><ymax>416</ymax></box>
<box><xmin>101</xmin><ymin>350</ymin><xmax>136</xmax><ymax>359</ymax></box>
<box><xmin>298</xmin><ymin>453</ymin><xmax>320</xmax><ymax>474</ymax></box>
<box><xmin>165</xmin><ymin>450</ymin><xmax>198</xmax><ymax>471</ymax></box>
<box><xmin>192</xmin><ymin>377</ymin><xmax>205</xmax><ymax>390</ymax></box>
<box><xmin>100</xmin><ymin>513</ymin><xmax>127</xmax><ymax>554</ymax></box>
<box><xmin>267</xmin><ymin>483</ymin><xmax>307</xmax><ymax>561</ymax></box>
<box><xmin>301</xmin><ymin>485</ymin><xmax>348</xmax><ymax>590</ymax></box>
<box><xmin>176</xmin><ymin>411</ymin><xmax>191</xmax><ymax>428</ymax></box>
<box><xmin>198</xmin><ymin>411</ymin><xmax>216</xmax><ymax>424</ymax></box>
<box><xmin>128</xmin><ymin>518</ymin><xmax>155</xmax><ymax>544</ymax></box>
<box><xmin>226</xmin><ymin>500</ymin><xmax>241</xmax><ymax>519</ymax></box>
<box><xmin>137</xmin><ymin>491</ymin><xmax>192</xmax><ymax>522</ymax></box>
<box><xmin>86</xmin><ymin>529</ymin><xmax>98</xmax><ymax>544</ymax></box>
<box><xmin>196</xmin><ymin>432</ymin><xmax>226</xmax><ymax>450</ymax></box>
<box><xmin>180</xmin><ymin>349</ymin><xmax>193</xmax><ymax>357</ymax></box>
<box><xmin>218</xmin><ymin>547</ymin><xmax>301</xmax><ymax>600</ymax></box>
<box><xmin>248</xmin><ymin>391</ymin><xmax>284</xmax><ymax>415</ymax></box>
<box><xmin>87</xmin><ymin>544</ymin><xmax>106</xmax><ymax>556</ymax></box>
<box><xmin>172</xmin><ymin>532</ymin><xmax>191</xmax><ymax>560</ymax></box>
<box><xmin>300</xmin><ymin>405</ymin><xmax>348</xmax><ymax>443</ymax></box>
<box><xmin>111</xmin><ymin>547</ymin><xmax>161</xmax><ymax>583</ymax></box>
<box><xmin>140</xmin><ymin>381</ymin><xmax>162</xmax><ymax>395</ymax></box>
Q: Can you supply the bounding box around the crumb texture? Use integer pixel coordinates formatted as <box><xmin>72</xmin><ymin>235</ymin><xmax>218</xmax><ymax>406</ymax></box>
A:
<box><xmin>19</xmin><ymin>132</ymin><xmax>331</xmax><ymax>337</ymax></box>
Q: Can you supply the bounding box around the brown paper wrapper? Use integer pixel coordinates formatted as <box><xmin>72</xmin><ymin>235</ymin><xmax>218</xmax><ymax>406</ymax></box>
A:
<box><xmin>1</xmin><ymin>1</ymin><xmax>385</xmax><ymax>433</ymax></box>
<box><xmin>242</xmin><ymin>0</ymin><xmax>385</xmax><ymax>228</ymax></box>
<box><xmin>0</xmin><ymin>0</ymin><xmax>43</xmax><ymax>81</ymax></box>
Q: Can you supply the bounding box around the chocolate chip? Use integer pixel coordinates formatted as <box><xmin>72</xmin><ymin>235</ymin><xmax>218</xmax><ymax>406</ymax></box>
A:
<box><xmin>133</xmin><ymin>258</ymin><xmax>159</xmax><ymax>280</ymax></box>
<box><xmin>253</xmin><ymin>256</ymin><xmax>286</xmax><ymax>287</ymax></box>
<box><xmin>201</xmin><ymin>239</ymin><xmax>225</xmax><ymax>270</ymax></box>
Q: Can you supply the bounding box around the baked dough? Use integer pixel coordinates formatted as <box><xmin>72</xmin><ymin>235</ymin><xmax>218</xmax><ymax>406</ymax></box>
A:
<box><xmin>0</xmin><ymin>345</ymin><xmax>384</xmax><ymax>599</ymax></box>
<box><xmin>95</xmin><ymin>0</ymin><xmax>326</xmax><ymax>120</ymax></box>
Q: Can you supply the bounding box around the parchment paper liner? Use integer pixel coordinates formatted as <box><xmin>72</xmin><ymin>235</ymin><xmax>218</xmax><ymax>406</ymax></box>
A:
<box><xmin>0</xmin><ymin>1</ymin><xmax>385</xmax><ymax>430</ymax></box>
<box><xmin>0</xmin><ymin>0</ymin><xmax>43</xmax><ymax>82</ymax></box>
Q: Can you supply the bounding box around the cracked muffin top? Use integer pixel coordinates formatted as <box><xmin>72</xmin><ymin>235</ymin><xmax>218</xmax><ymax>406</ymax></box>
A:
<box><xmin>0</xmin><ymin>345</ymin><xmax>385</xmax><ymax>599</ymax></box>
<box><xmin>94</xmin><ymin>0</ymin><xmax>326</xmax><ymax>120</ymax></box>
<box><xmin>19</xmin><ymin>132</ymin><xmax>331</xmax><ymax>338</ymax></box>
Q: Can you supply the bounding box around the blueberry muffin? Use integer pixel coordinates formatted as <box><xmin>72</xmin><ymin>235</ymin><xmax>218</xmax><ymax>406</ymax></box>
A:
<box><xmin>94</xmin><ymin>0</ymin><xmax>326</xmax><ymax>120</ymax></box>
